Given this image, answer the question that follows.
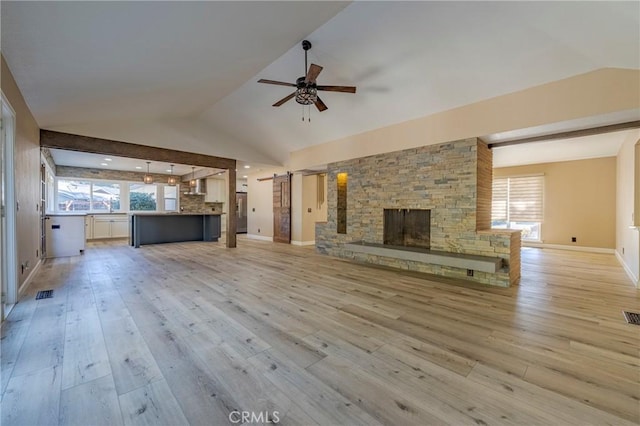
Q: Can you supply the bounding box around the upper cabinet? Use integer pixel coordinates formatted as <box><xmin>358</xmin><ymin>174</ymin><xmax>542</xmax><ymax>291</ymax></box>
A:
<box><xmin>205</xmin><ymin>178</ymin><xmax>226</xmax><ymax>203</ymax></box>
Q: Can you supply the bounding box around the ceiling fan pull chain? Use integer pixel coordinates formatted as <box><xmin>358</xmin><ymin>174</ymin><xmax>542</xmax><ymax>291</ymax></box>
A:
<box><xmin>308</xmin><ymin>105</ymin><xmax>311</xmax><ymax>123</ymax></box>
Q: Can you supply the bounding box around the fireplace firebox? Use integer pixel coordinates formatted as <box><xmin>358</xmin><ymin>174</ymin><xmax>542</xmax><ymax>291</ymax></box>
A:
<box><xmin>383</xmin><ymin>209</ymin><xmax>431</xmax><ymax>249</ymax></box>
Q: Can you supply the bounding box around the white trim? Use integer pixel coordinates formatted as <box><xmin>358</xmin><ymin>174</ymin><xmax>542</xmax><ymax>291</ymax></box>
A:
<box><xmin>523</xmin><ymin>242</ymin><xmax>615</xmax><ymax>254</ymax></box>
<box><xmin>615</xmin><ymin>250</ymin><xmax>639</xmax><ymax>287</ymax></box>
<box><xmin>1</xmin><ymin>92</ymin><xmax>18</xmax><ymax>307</ymax></box>
<box><xmin>291</xmin><ymin>240</ymin><xmax>315</xmax><ymax>246</ymax></box>
<box><xmin>18</xmin><ymin>259</ymin><xmax>42</xmax><ymax>296</ymax></box>
<box><xmin>246</xmin><ymin>234</ymin><xmax>273</xmax><ymax>242</ymax></box>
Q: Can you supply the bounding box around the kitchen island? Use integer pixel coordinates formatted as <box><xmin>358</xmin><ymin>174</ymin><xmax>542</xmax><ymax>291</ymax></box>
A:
<box><xmin>130</xmin><ymin>213</ymin><xmax>221</xmax><ymax>248</ymax></box>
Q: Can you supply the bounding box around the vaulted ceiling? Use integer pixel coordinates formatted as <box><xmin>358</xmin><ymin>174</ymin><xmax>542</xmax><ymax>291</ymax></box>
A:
<box><xmin>2</xmin><ymin>1</ymin><xmax>639</xmax><ymax>167</ymax></box>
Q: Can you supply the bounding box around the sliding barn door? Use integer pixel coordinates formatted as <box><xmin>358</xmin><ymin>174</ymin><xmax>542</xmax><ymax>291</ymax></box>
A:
<box><xmin>273</xmin><ymin>173</ymin><xmax>291</xmax><ymax>243</ymax></box>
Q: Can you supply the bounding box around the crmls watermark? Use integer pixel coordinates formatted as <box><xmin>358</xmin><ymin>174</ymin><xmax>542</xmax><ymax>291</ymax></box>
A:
<box><xmin>228</xmin><ymin>410</ymin><xmax>280</xmax><ymax>424</ymax></box>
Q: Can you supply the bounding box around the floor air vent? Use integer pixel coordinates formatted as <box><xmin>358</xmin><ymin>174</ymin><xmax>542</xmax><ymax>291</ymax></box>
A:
<box><xmin>623</xmin><ymin>311</ymin><xmax>640</xmax><ymax>325</ymax></box>
<box><xmin>35</xmin><ymin>290</ymin><xmax>53</xmax><ymax>300</ymax></box>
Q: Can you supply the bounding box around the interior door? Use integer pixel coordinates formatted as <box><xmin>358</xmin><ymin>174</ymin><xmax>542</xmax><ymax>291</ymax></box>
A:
<box><xmin>273</xmin><ymin>173</ymin><xmax>291</xmax><ymax>243</ymax></box>
<box><xmin>40</xmin><ymin>163</ymin><xmax>46</xmax><ymax>258</ymax></box>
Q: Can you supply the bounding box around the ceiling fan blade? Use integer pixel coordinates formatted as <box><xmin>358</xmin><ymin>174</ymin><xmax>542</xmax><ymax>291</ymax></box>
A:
<box><xmin>258</xmin><ymin>79</ymin><xmax>296</xmax><ymax>87</ymax></box>
<box><xmin>305</xmin><ymin>64</ymin><xmax>323</xmax><ymax>84</ymax></box>
<box><xmin>317</xmin><ymin>85</ymin><xmax>357</xmax><ymax>94</ymax></box>
<box><xmin>314</xmin><ymin>96</ymin><xmax>328</xmax><ymax>112</ymax></box>
<box><xmin>273</xmin><ymin>92</ymin><xmax>296</xmax><ymax>107</ymax></box>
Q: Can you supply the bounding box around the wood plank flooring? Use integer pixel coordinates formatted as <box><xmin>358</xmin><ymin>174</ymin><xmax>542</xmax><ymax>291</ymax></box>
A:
<box><xmin>1</xmin><ymin>238</ymin><xmax>639</xmax><ymax>425</ymax></box>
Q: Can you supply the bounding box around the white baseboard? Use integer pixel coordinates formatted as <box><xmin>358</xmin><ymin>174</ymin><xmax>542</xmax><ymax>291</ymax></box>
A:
<box><xmin>523</xmin><ymin>242</ymin><xmax>614</xmax><ymax>254</ymax></box>
<box><xmin>246</xmin><ymin>234</ymin><xmax>273</xmax><ymax>242</ymax></box>
<box><xmin>615</xmin><ymin>250</ymin><xmax>639</xmax><ymax>287</ymax></box>
<box><xmin>18</xmin><ymin>258</ymin><xmax>42</xmax><ymax>296</ymax></box>
<box><xmin>291</xmin><ymin>240</ymin><xmax>316</xmax><ymax>246</ymax></box>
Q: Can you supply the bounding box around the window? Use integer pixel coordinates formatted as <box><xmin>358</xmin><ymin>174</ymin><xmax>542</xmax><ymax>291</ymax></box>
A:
<box><xmin>46</xmin><ymin>171</ymin><xmax>55</xmax><ymax>213</ymax></box>
<box><xmin>92</xmin><ymin>182</ymin><xmax>121</xmax><ymax>211</ymax></box>
<box><xmin>164</xmin><ymin>185</ymin><xmax>178</xmax><ymax>211</ymax></box>
<box><xmin>57</xmin><ymin>180</ymin><xmax>91</xmax><ymax>211</ymax></box>
<box><xmin>492</xmin><ymin>175</ymin><xmax>543</xmax><ymax>241</ymax></box>
<box><xmin>55</xmin><ymin>178</ymin><xmax>177</xmax><ymax>213</ymax></box>
<box><xmin>129</xmin><ymin>183</ymin><xmax>157</xmax><ymax>211</ymax></box>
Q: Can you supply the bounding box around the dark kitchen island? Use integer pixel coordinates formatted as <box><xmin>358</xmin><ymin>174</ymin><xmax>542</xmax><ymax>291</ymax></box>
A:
<box><xmin>130</xmin><ymin>213</ymin><xmax>221</xmax><ymax>248</ymax></box>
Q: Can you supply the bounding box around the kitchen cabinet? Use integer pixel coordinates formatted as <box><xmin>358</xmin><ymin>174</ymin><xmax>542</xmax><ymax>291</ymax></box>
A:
<box><xmin>46</xmin><ymin>214</ymin><xmax>85</xmax><ymax>258</ymax></box>
<box><xmin>85</xmin><ymin>216</ymin><xmax>94</xmax><ymax>239</ymax></box>
<box><xmin>205</xmin><ymin>178</ymin><xmax>226</xmax><ymax>202</ymax></box>
<box><xmin>89</xmin><ymin>214</ymin><xmax>129</xmax><ymax>239</ymax></box>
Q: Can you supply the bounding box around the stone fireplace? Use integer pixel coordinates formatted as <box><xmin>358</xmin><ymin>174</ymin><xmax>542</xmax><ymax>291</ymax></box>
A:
<box><xmin>315</xmin><ymin>137</ymin><xmax>521</xmax><ymax>287</ymax></box>
<box><xmin>383</xmin><ymin>209</ymin><xmax>430</xmax><ymax>249</ymax></box>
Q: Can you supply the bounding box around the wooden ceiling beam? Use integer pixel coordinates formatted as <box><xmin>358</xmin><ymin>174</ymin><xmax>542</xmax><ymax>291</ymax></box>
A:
<box><xmin>40</xmin><ymin>130</ymin><xmax>236</xmax><ymax>170</ymax></box>
<box><xmin>486</xmin><ymin>120</ymin><xmax>640</xmax><ymax>148</ymax></box>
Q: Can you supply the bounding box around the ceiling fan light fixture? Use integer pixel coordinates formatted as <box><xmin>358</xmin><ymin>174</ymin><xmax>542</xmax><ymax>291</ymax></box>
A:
<box><xmin>295</xmin><ymin>87</ymin><xmax>317</xmax><ymax>105</ymax></box>
<box><xmin>257</xmin><ymin>40</ymin><xmax>356</xmax><ymax>114</ymax></box>
<box><xmin>143</xmin><ymin>161</ymin><xmax>154</xmax><ymax>184</ymax></box>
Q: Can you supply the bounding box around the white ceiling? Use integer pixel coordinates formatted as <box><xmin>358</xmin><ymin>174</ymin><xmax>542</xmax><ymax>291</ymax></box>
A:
<box><xmin>492</xmin><ymin>129</ymin><xmax>638</xmax><ymax>168</ymax></box>
<box><xmin>2</xmin><ymin>1</ymin><xmax>639</xmax><ymax>168</ymax></box>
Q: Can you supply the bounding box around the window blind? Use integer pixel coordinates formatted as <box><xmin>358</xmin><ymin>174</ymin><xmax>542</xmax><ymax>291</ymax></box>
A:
<box><xmin>492</xmin><ymin>175</ymin><xmax>543</xmax><ymax>222</ymax></box>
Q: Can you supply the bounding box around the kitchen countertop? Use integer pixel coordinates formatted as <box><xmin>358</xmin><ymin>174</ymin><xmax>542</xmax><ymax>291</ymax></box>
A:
<box><xmin>129</xmin><ymin>212</ymin><xmax>222</xmax><ymax>216</ymax></box>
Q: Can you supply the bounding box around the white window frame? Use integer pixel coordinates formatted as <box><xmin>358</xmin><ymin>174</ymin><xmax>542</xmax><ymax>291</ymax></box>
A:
<box><xmin>55</xmin><ymin>177</ymin><xmax>180</xmax><ymax>214</ymax></box>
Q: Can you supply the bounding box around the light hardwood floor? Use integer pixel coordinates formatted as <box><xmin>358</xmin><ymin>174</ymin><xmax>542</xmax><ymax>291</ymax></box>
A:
<box><xmin>1</xmin><ymin>237</ymin><xmax>639</xmax><ymax>425</ymax></box>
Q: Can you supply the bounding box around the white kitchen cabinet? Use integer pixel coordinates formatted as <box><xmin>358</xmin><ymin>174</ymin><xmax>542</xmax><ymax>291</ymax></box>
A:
<box><xmin>93</xmin><ymin>218</ymin><xmax>111</xmax><ymax>238</ymax></box>
<box><xmin>46</xmin><ymin>214</ymin><xmax>85</xmax><ymax>258</ymax></box>
<box><xmin>111</xmin><ymin>217</ymin><xmax>129</xmax><ymax>238</ymax></box>
<box><xmin>205</xmin><ymin>178</ymin><xmax>226</xmax><ymax>202</ymax></box>
<box><xmin>85</xmin><ymin>215</ymin><xmax>94</xmax><ymax>240</ymax></box>
<box><xmin>90</xmin><ymin>214</ymin><xmax>129</xmax><ymax>239</ymax></box>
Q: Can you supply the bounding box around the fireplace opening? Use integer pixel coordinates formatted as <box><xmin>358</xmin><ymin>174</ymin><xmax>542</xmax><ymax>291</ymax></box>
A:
<box><xmin>383</xmin><ymin>209</ymin><xmax>430</xmax><ymax>249</ymax></box>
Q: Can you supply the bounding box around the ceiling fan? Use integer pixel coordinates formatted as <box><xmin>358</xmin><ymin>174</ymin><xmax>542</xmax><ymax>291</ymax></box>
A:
<box><xmin>258</xmin><ymin>40</ymin><xmax>356</xmax><ymax>113</ymax></box>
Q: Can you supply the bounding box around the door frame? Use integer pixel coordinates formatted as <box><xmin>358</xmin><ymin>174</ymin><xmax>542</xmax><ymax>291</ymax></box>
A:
<box><xmin>1</xmin><ymin>91</ymin><xmax>18</xmax><ymax>319</ymax></box>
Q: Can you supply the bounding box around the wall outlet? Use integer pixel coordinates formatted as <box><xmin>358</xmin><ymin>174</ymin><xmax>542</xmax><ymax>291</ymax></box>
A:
<box><xmin>307</xmin><ymin>208</ymin><xmax>312</xmax><ymax>213</ymax></box>
<box><xmin>467</xmin><ymin>269</ymin><xmax>474</xmax><ymax>277</ymax></box>
<box><xmin>571</xmin><ymin>237</ymin><xmax>577</xmax><ymax>242</ymax></box>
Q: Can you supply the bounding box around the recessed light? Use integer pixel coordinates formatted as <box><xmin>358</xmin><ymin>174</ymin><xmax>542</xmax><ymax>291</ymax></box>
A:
<box><xmin>100</xmin><ymin>163</ymin><xmax>108</xmax><ymax>166</ymax></box>
<box><xmin>104</xmin><ymin>158</ymin><xmax>112</xmax><ymax>162</ymax></box>
<box><xmin>135</xmin><ymin>166</ymin><xmax>142</xmax><ymax>169</ymax></box>
<box><xmin>242</xmin><ymin>175</ymin><xmax>248</xmax><ymax>178</ymax></box>
<box><xmin>244</xmin><ymin>165</ymin><xmax>250</xmax><ymax>169</ymax></box>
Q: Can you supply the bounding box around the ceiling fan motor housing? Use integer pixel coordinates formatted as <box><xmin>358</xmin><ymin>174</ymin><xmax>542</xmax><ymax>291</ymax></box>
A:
<box><xmin>296</xmin><ymin>76</ymin><xmax>316</xmax><ymax>89</ymax></box>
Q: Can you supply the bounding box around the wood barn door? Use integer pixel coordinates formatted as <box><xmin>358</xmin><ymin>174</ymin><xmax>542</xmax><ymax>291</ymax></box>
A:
<box><xmin>273</xmin><ymin>173</ymin><xmax>291</xmax><ymax>243</ymax></box>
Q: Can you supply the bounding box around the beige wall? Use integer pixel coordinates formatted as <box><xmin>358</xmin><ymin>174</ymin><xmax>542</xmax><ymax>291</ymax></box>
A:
<box><xmin>616</xmin><ymin>131</ymin><xmax>640</xmax><ymax>285</ymax></box>
<box><xmin>246</xmin><ymin>167</ymin><xmax>286</xmax><ymax>239</ymax></box>
<box><xmin>2</xmin><ymin>55</ymin><xmax>41</xmax><ymax>290</ymax></box>
<box><xmin>300</xmin><ymin>174</ymin><xmax>327</xmax><ymax>242</ymax></box>
<box><xmin>290</xmin><ymin>68</ymin><xmax>640</xmax><ymax>170</ymax></box>
<box><xmin>494</xmin><ymin>157</ymin><xmax>617</xmax><ymax>249</ymax></box>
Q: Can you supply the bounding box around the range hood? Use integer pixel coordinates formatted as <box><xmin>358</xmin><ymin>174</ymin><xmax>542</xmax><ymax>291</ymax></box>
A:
<box><xmin>183</xmin><ymin>178</ymin><xmax>206</xmax><ymax>195</ymax></box>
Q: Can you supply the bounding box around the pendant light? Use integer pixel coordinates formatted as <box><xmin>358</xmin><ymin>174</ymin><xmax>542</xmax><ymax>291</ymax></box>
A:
<box><xmin>143</xmin><ymin>161</ymin><xmax>153</xmax><ymax>184</ymax></box>
<box><xmin>167</xmin><ymin>164</ymin><xmax>177</xmax><ymax>186</ymax></box>
<box><xmin>189</xmin><ymin>166</ymin><xmax>197</xmax><ymax>187</ymax></box>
